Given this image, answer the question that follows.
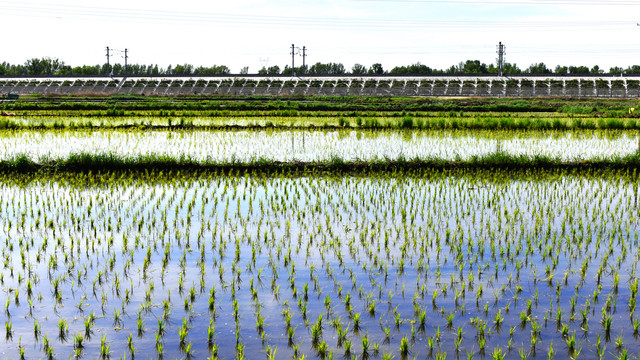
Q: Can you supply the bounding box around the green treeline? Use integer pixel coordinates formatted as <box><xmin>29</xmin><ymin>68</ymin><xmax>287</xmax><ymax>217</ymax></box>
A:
<box><xmin>2</xmin><ymin>57</ymin><xmax>640</xmax><ymax>77</ymax></box>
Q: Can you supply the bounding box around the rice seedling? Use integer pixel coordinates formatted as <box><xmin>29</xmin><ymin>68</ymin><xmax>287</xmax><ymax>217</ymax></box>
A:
<box><xmin>4</xmin><ymin>320</ymin><xmax>12</xmax><ymax>338</ymax></box>
<box><xmin>73</xmin><ymin>332</ymin><xmax>85</xmax><ymax>349</ymax></box>
<box><xmin>99</xmin><ymin>335</ymin><xmax>110</xmax><ymax>358</ymax></box>
<box><xmin>360</xmin><ymin>333</ymin><xmax>371</xmax><ymax>354</ymax></box>
<box><xmin>400</xmin><ymin>335</ymin><xmax>409</xmax><ymax>356</ymax></box>
<box><xmin>1</xmin><ymin>152</ymin><xmax>640</xmax><ymax>358</ymax></box>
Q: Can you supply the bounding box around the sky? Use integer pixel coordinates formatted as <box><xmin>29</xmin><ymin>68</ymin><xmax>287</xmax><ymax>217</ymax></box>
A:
<box><xmin>0</xmin><ymin>0</ymin><xmax>639</xmax><ymax>73</ymax></box>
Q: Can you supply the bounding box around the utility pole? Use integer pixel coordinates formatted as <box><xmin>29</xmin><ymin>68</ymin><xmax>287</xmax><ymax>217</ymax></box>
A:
<box><xmin>124</xmin><ymin>48</ymin><xmax>128</xmax><ymax>77</ymax></box>
<box><xmin>291</xmin><ymin>44</ymin><xmax>296</xmax><ymax>77</ymax></box>
<box><xmin>302</xmin><ymin>46</ymin><xmax>307</xmax><ymax>75</ymax></box>
<box><xmin>105</xmin><ymin>46</ymin><xmax>110</xmax><ymax>75</ymax></box>
<box><xmin>496</xmin><ymin>42</ymin><xmax>506</xmax><ymax>77</ymax></box>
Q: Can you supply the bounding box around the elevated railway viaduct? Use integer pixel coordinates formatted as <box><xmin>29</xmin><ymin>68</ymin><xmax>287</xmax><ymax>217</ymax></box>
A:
<box><xmin>2</xmin><ymin>75</ymin><xmax>640</xmax><ymax>97</ymax></box>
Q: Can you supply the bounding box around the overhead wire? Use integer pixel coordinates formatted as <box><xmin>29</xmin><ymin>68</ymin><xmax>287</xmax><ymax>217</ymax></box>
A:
<box><xmin>0</xmin><ymin>1</ymin><xmax>635</xmax><ymax>31</ymax></box>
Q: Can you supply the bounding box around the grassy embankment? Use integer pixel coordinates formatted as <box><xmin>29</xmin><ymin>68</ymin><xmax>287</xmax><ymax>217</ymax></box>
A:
<box><xmin>3</xmin><ymin>152</ymin><xmax>640</xmax><ymax>172</ymax></box>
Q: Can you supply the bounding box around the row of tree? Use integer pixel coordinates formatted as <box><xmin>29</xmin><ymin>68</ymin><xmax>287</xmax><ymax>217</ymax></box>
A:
<box><xmin>1</xmin><ymin>57</ymin><xmax>640</xmax><ymax>77</ymax></box>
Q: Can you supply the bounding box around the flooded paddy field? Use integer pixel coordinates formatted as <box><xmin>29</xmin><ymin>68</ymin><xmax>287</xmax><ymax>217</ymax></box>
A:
<box><xmin>0</xmin><ymin>128</ymin><xmax>638</xmax><ymax>163</ymax></box>
<box><xmin>1</xmin><ymin>168</ymin><xmax>640</xmax><ymax>359</ymax></box>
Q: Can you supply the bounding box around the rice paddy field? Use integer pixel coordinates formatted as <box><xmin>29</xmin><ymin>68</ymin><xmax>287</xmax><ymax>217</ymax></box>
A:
<box><xmin>0</xmin><ymin>128</ymin><xmax>638</xmax><ymax>163</ymax></box>
<box><xmin>2</xmin><ymin>97</ymin><xmax>640</xmax><ymax>359</ymax></box>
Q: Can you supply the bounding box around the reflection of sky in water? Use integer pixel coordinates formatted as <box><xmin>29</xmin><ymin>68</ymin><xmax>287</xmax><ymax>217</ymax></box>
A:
<box><xmin>0</xmin><ymin>129</ymin><xmax>637</xmax><ymax>161</ymax></box>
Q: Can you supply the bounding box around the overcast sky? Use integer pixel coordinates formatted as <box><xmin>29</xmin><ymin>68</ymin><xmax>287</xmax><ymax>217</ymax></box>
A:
<box><xmin>0</xmin><ymin>0</ymin><xmax>638</xmax><ymax>73</ymax></box>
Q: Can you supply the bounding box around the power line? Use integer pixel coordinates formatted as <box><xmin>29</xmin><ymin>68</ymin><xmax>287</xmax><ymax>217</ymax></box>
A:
<box><xmin>0</xmin><ymin>1</ymin><xmax>635</xmax><ymax>31</ymax></box>
<box><xmin>351</xmin><ymin>0</ymin><xmax>640</xmax><ymax>5</ymax></box>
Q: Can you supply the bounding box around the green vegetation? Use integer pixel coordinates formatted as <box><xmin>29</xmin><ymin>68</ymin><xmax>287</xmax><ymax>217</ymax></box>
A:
<box><xmin>1</xmin><ymin>95</ymin><xmax>640</xmax><ymax>357</ymax></box>
<box><xmin>2</xmin><ymin>97</ymin><xmax>640</xmax><ymax>130</ymax></box>
<box><xmin>1</xmin><ymin>151</ymin><xmax>640</xmax><ymax>172</ymax></box>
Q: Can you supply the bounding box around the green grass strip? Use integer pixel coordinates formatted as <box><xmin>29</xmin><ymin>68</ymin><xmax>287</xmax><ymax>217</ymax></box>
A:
<box><xmin>2</xmin><ymin>152</ymin><xmax>640</xmax><ymax>172</ymax></box>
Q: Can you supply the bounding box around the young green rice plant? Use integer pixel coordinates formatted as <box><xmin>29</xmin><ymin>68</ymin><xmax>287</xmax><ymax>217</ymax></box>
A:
<box><xmin>99</xmin><ymin>335</ymin><xmax>110</xmax><ymax>359</ymax></box>
<box><xmin>5</xmin><ymin>320</ymin><xmax>12</xmax><ymax>338</ymax></box>
<box><xmin>394</xmin><ymin>312</ymin><xmax>402</xmax><ymax>328</ymax></box>
<box><xmin>136</xmin><ymin>317</ymin><xmax>145</xmax><ymax>335</ymax></box>
<box><xmin>446</xmin><ymin>312</ymin><xmax>455</xmax><ymax>327</ymax></box>
<box><xmin>207</xmin><ymin>318</ymin><xmax>215</xmax><ymax>344</ymax></box>
<box><xmin>604</xmin><ymin>315</ymin><xmax>613</xmax><ymax>334</ymax></box>
<box><xmin>266</xmin><ymin>345</ymin><xmax>277</xmax><ymax>360</ymax></box>
<box><xmin>113</xmin><ymin>308</ymin><xmax>122</xmax><ymax>326</ymax></box>
<box><xmin>287</xmin><ymin>325</ymin><xmax>296</xmax><ymax>344</ymax></box>
<box><xmin>33</xmin><ymin>319</ymin><xmax>40</xmax><ymax>337</ymax></box>
<box><xmin>518</xmin><ymin>347</ymin><xmax>528</xmax><ymax>360</ymax></box>
<box><xmin>556</xmin><ymin>308</ymin><xmax>562</xmax><ymax>324</ymax></box>
<box><xmin>494</xmin><ymin>309</ymin><xmax>504</xmax><ymax>327</ymax></box>
<box><xmin>368</xmin><ymin>300</ymin><xmax>376</xmax><ymax>315</ymax></box>
<box><xmin>343</xmin><ymin>338</ymin><xmax>352</xmax><ymax>355</ymax></box>
<box><xmin>616</xmin><ymin>348</ymin><xmax>629</xmax><ymax>360</ymax></box>
<box><xmin>316</xmin><ymin>340</ymin><xmax>328</xmax><ymax>358</ymax></box>
<box><xmin>178</xmin><ymin>324</ymin><xmax>188</xmax><ymax>346</ymax></box>
<box><xmin>400</xmin><ymin>335</ymin><xmax>409</xmax><ymax>356</ymax></box>
<box><xmin>491</xmin><ymin>347</ymin><xmax>506</xmax><ymax>360</ymax></box>
<box><xmin>427</xmin><ymin>336</ymin><xmax>435</xmax><ymax>351</ymax></box>
<box><xmin>352</xmin><ymin>312</ymin><xmax>361</xmax><ymax>330</ymax></box>
<box><xmin>73</xmin><ymin>332</ymin><xmax>85</xmax><ymax>349</ymax></box>
<box><xmin>127</xmin><ymin>333</ymin><xmax>134</xmax><ymax>355</ymax></box>
<box><xmin>355</xmin><ymin>333</ymin><xmax>368</xmax><ymax>354</ymax></box>
<box><xmin>311</xmin><ymin>322</ymin><xmax>322</xmax><ymax>344</ymax></box>
<box><xmin>58</xmin><ymin>318</ymin><xmax>68</xmax><ymax>338</ymax></box>
<box><xmin>615</xmin><ymin>335</ymin><xmax>624</xmax><ymax>350</ymax></box>
<box><xmin>565</xmin><ymin>331</ymin><xmax>576</xmax><ymax>353</ymax></box>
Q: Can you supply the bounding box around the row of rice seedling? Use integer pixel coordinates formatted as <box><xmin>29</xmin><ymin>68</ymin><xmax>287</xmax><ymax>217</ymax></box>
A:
<box><xmin>0</xmin><ymin>129</ymin><xmax>638</xmax><ymax>164</ymax></box>
<box><xmin>1</xmin><ymin>168</ymin><xmax>640</xmax><ymax>358</ymax></box>
<box><xmin>3</xmin><ymin>113</ymin><xmax>640</xmax><ymax>130</ymax></box>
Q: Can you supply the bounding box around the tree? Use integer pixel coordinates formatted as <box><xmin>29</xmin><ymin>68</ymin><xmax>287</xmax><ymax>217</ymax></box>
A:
<box><xmin>258</xmin><ymin>65</ymin><xmax>280</xmax><ymax>75</ymax></box>
<box><xmin>554</xmin><ymin>65</ymin><xmax>568</xmax><ymax>75</ymax></box>
<box><xmin>240</xmin><ymin>66</ymin><xmax>249</xmax><ymax>75</ymax></box>
<box><xmin>172</xmin><ymin>64</ymin><xmax>194</xmax><ymax>75</ymax></box>
<box><xmin>590</xmin><ymin>65</ymin><xmax>603</xmax><ymax>74</ymax></box>
<box><xmin>25</xmin><ymin>57</ymin><xmax>65</xmax><ymax>76</ymax></box>
<box><xmin>626</xmin><ymin>65</ymin><xmax>640</xmax><ymax>74</ymax></box>
<box><xmin>488</xmin><ymin>62</ymin><xmax>520</xmax><ymax>75</ymax></box>
<box><xmin>610</xmin><ymin>66</ymin><xmax>624</xmax><ymax>75</ymax></box>
<box><xmin>525</xmin><ymin>63</ymin><xmax>551</xmax><ymax>74</ymax></box>
<box><xmin>351</xmin><ymin>63</ymin><xmax>367</xmax><ymax>75</ymax></box>
<box><xmin>390</xmin><ymin>62</ymin><xmax>433</xmax><ymax>75</ymax></box>
<box><xmin>368</xmin><ymin>63</ymin><xmax>385</xmax><ymax>75</ymax></box>
<box><xmin>307</xmin><ymin>62</ymin><xmax>346</xmax><ymax>75</ymax></box>
<box><xmin>568</xmin><ymin>66</ymin><xmax>590</xmax><ymax>74</ymax></box>
<box><xmin>193</xmin><ymin>65</ymin><xmax>230</xmax><ymax>75</ymax></box>
<box><xmin>445</xmin><ymin>65</ymin><xmax>457</xmax><ymax>74</ymax></box>
<box><xmin>460</xmin><ymin>60</ymin><xmax>488</xmax><ymax>74</ymax></box>
<box><xmin>112</xmin><ymin>63</ymin><xmax>123</xmax><ymax>75</ymax></box>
